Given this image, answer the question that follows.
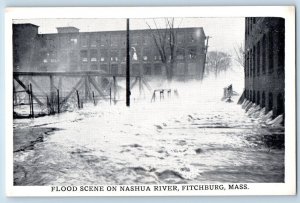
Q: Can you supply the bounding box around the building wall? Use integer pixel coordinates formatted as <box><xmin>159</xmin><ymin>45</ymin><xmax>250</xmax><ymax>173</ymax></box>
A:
<box><xmin>13</xmin><ymin>24</ymin><xmax>40</xmax><ymax>71</ymax></box>
<box><xmin>13</xmin><ymin>24</ymin><xmax>206</xmax><ymax>80</ymax></box>
<box><xmin>244</xmin><ymin>17</ymin><xmax>285</xmax><ymax>118</ymax></box>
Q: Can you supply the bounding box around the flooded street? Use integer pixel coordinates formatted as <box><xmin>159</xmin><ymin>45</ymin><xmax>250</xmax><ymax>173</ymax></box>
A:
<box><xmin>13</xmin><ymin>80</ymin><xmax>285</xmax><ymax>186</ymax></box>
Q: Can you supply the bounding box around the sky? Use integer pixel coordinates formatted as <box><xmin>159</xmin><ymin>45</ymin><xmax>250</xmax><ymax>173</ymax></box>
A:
<box><xmin>14</xmin><ymin>17</ymin><xmax>245</xmax><ymax>55</ymax></box>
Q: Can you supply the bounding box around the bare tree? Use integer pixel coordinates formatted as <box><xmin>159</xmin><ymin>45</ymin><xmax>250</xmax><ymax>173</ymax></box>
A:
<box><xmin>206</xmin><ymin>51</ymin><xmax>231</xmax><ymax>78</ymax></box>
<box><xmin>146</xmin><ymin>18</ymin><xmax>178</xmax><ymax>81</ymax></box>
<box><xmin>233</xmin><ymin>43</ymin><xmax>245</xmax><ymax>68</ymax></box>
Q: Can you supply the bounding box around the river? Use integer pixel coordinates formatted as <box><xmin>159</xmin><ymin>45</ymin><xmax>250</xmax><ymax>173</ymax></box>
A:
<box><xmin>13</xmin><ymin>81</ymin><xmax>284</xmax><ymax>185</ymax></box>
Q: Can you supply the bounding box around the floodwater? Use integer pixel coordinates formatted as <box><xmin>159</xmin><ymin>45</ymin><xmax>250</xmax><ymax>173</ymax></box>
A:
<box><xmin>13</xmin><ymin>80</ymin><xmax>284</xmax><ymax>186</ymax></box>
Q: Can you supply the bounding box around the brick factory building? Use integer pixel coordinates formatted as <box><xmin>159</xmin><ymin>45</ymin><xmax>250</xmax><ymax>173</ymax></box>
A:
<box><xmin>13</xmin><ymin>23</ymin><xmax>207</xmax><ymax>80</ymax></box>
<box><xmin>244</xmin><ymin>17</ymin><xmax>285</xmax><ymax>118</ymax></box>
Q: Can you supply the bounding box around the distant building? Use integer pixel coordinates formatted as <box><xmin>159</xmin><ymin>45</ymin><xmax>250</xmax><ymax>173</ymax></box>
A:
<box><xmin>244</xmin><ymin>17</ymin><xmax>285</xmax><ymax>118</ymax></box>
<box><xmin>13</xmin><ymin>23</ymin><xmax>207</xmax><ymax>80</ymax></box>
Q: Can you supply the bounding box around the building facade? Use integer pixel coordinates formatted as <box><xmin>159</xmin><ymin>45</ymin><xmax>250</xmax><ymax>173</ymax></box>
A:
<box><xmin>244</xmin><ymin>17</ymin><xmax>285</xmax><ymax>118</ymax></box>
<box><xmin>13</xmin><ymin>23</ymin><xmax>207</xmax><ymax>80</ymax></box>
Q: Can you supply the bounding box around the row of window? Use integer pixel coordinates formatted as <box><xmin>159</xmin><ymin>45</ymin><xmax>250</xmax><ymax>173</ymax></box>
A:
<box><xmin>42</xmin><ymin>47</ymin><xmax>199</xmax><ymax>64</ymax></box>
<box><xmin>245</xmin><ymin>30</ymin><xmax>284</xmax><ymax>78</ymax></box>
<box><xmin>43</xmin><ymin>31</ymin><xmax>200</xmax><ymax>49</ymax></box>
<box><xmin>88</xmin><ymin>62</ymin><xmax>197</xmax><ymax>75</ymax></box>
<box><xmin>88</xmin><ymin>63</ymin><xmax>163</xmax><ymax>76</ymax></box>
<box><xmin>245</xmin><ymin>89</ymin><xmax>284</xmax><ymax>116</ymax></box>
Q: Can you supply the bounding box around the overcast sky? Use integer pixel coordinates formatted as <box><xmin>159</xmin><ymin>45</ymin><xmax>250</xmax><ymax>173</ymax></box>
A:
<box><xmin>14</xmin><ymin>18</ymin><xmax>245</xmax><ymax>54</ymax></box>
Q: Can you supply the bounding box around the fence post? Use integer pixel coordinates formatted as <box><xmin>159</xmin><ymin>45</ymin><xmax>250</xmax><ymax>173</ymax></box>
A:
<box><xmin>46</xmin><ymin>96</ymin><xmax>50</xmax><ymax>115</ymax></box>
<box><xmin>113</xmin><ymin>76</ymin><xmax>116</xmax><ymax>104</ymax></box>
<box><xmin>92</xmin><ymin>91</ymin><xmax>96</xmax><ymax>106</ymax></box>
<box><xmin>76</xmin><ymin>90</ymin><xmax>80</xmax><ymax>109</ymax></box>
<box><xmin>57</xmin><ymin>89</ymin><xmax>60</xmax><ymax>114</ymax></box>
<box><xmin>29</xmin><ymin>83</ymin><xmax>34</xmax><ymax>118</ymax></box>
<box><xmin>138</xmin><ymin>76</ymin><xmax>142</xmax><ymax>96</ymax></box>
<box><xmin>109</xmin><ymin>87</ymin><xmax>112</xmax><ymax>105</ymax></box>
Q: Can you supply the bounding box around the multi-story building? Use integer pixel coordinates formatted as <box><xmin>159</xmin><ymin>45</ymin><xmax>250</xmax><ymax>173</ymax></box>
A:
<box><xmin>13</xmin><ymin>23</ymin><xmax>207</xmax><ymax>80</ymax></box>
<box><xmin>244</xmin><ymin>17</ymin><xmax>285</xmax><ymax>118</ymax></box>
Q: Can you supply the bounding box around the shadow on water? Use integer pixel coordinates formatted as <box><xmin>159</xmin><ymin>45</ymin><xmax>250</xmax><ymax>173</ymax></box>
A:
<box><xmin>13</xmin><ymin>127</ymin><xmax>60</xmax><ymax>185</ymax></box>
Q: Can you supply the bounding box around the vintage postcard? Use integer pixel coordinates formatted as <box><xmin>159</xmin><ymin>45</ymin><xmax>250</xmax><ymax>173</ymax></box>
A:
<box><xmin>5</xmin><ymin>6</ymin><xmax>295</xmax><ymax>196</ymax></box>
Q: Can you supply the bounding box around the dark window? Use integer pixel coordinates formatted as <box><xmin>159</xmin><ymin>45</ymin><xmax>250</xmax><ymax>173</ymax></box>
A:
<box><xmin>253</xmin><ymin>46</ymin><xmax>256</xmax><ymax>77</ymax></box>
<box><xmin>143</xmin><ymin>49</ymin><xmax>152</xmax><ymax>61</ymax></box>
<box><xmin>131</xmin><ymin>35</ymin><xmax>139</xmax><ymax>46</ymax></box>
<box><xmin>262</xmin><ymin>34</ymin><xmax>266</xmax><ymax>74</ymax></box>
<box><xmin>154</xmin><ymin>64</ymin><xmax>162</xmax><ymax>75</ymax></box>
<box><xmin>120</xmin><ymin>36</ymin><xmax>126</xmax><ymax>47</ymax></box>
<box><xmin>90</xmin><ymin>35</ymin><xmax>98</xmax><ymax>47</ymax></box>
<box><xmin>277</xmin><ymin>93</ymin><xmax>284</xmax><ymax>116</ymax></box>
<box><xmin>81</xmin><ymin>35</ymin><xmax>88</xmax><ymax>47</ymax></box>
<box><xmin>91</xmin><ymin>64</ymin><xmax>98</xmax><ymax>70</ymax></box>
<box><xmin>262</xmin><ymin>91</ymin><xmax>266</xmax><ymax>108</ymax></box>
<box><xmin>69</xmin><ymin>51</ymin><xmax>77</xmax><ymax>63</ymax></box>
<box><xmin>143</xmin><ymin>64</ymin><xmax>152</xmax><ymax>75</ymax></box>
<box><xmin>268</xmin><ymin>92</ymin><xmax>273</xmax><ymax>112</ymax></box>
<box><xmin>110</xmin><ymin>50</ymin><xmax>119</xmax><ymax>62</ymax></box>
<box><xmin>111</xmin><ymin>64</ymin><xmax>118</xmax><ymax>74</ymax></box>
<box><xmin>132</xmin><ymin>64</ymin><xmax>140</xmax><ymax>75</ymax></box>
<box><xmin>250</xmin><ymin>90</ymin><xmax>252</xmax><ymax>101</ymax></box>
<box><xmin>188</xmin><ymin>46</ymin><xmax>197</xmax><ymax>60</ymax></box>
<box><xmin>249</xmin><ymin>49</ymin><xmax>252</xmax><ymax>78</ymax></box>
<box><xmin>100</xmin><ymin>50</ymin><xmax>108</xmax><ymax>62</ymax></box>
<box><xmin>142</xmin><ymin>35</ymin><xmax>151</xmax><ymax>45</ymax></box>
<box><xmin>187</xmin><ymin>32</ymin><xmax>196</xmax><ymax>43</ymax></box>
<box><xmin>268</xmin><ymin>32</ymin><xmax>274</xmax><ymax>73</ymax></box>
<box><xmin>119</xmin><ymin>64</ymin><xmax>126</xmax><ymax>75</ymax></box>
<box><xmin>253</xmin><ymin>90</ymin><xmax>256</xmax><ymax>103</ymax></box>
<box><xmin>177</xmin><ymin>33</ymin><xmax>185</xmax><ymax>44</ymax></box>
<box><xmin>257</xmin><ymin>91</ymin><xmax>260</xmax><ymax>105</ymax></box>
<box><xmin>100</xmin><ymin>64</ymin><xmax>108</xmax><ymax>73</ymax></box>
<box><xmin>90</xmin><ymin>49</ymin><xmax>97</xmax><ymax>62</ymax></box>
<box><xmin>111</xmin><ymin>35</ymin><xmax>119</xmax><ymax>46</ymax></box>
<box><xmin>121</xmin><ymin>48</ymin><xmax>126</xmax><ymax>62</ymax></box>
<box><xmin>245</xmin><ymin>53</ymin><xmax>249</xmax><ymax>77</ymax></box>
<box><xmin>100</xmin><ymin>35</ymin><xmax>109</xmax><ymax>46</ymax></box>
<box><xmin>176</xmin><ymin>49</ymin><xmax>185</xmax><ymax>60</ymax></box>
<box><xmin>257</xmin><ymin>41</ymin><xmax>260</xmax><ymax>76</ymax></box>
<box><xmin>80</xmin><ymin>50</ymin><xmax>88</xmax><ymax>62</ymax></box>
<box><xmin>277</xmin><ymin>30</ymin><xmax>285</xmax><ymax>71</ymax></box>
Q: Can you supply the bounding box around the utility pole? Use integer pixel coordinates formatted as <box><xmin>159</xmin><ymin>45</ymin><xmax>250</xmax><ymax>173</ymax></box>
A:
<box><xmin>126</xmin><ymin>18</ymin><xmax>130</xmax><ymax>107</ymax></box>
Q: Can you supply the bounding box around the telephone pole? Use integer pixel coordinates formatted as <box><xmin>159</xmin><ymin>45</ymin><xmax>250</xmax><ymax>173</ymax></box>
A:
<box><xmin>126</xmin><ymin>18</ymin><xmax>130</xmax><ymax>107</ymax></box>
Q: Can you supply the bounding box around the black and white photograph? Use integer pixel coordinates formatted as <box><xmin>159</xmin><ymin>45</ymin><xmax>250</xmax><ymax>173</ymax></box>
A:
<box><xmin>5</xmin><ymin>7</ymin><xmax>295</xmax><ymax>196</ymax></box>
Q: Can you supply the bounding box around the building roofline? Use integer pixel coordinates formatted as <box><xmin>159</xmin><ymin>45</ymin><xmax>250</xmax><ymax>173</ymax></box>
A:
<box><xmin>41</xmin><ymin>27</ymin><xmax>205</xmax><ymax>36</ymax></box>
<box><xmin>13</xmin><ymin>23</ymin><xmax>39</xmax><ymax>28</ymax></box>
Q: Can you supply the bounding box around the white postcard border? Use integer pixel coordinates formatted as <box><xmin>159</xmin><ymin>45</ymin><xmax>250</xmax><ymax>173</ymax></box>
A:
<box><xmin>5</xmin><ymin>6</ymin><xmax>296</xmax><ymax>196</ymax></box>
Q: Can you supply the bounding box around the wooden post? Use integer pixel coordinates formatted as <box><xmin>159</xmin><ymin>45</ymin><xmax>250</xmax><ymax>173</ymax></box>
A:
<box><xmin>57</xmin><ymin>89</ymin><xmax>60</xmax><ymax>114</ymax></box>
<box><xmin>113</xmin><ymin>76</ymin><xmax>116</xmax><ymax>104</ymax></box>
<box><xmin>126</xmin><ymin>18</ymin><xmax>130</xmax><ymax>107</ymax></box>
<box><xmin>46</xmin><ymin>96</ymin><xmax>50</xmax><ymax>115</ymax></box>
<box><xmin>138</xmin><ymin>76</ymin><xmax>142</xmax><ymax>96</ymax></box>
<box><xmin>29</xmin><ymin>83</ymin><xmax>34</xmax><ymax>117</ymax></box>
<box><xmin>84</xmin><ymin>75</ymin><xmax>89</xmax><ymax>101</ymax></box>
<box><xmin>58</xmin><ymin>76</ymin><xmax>62</xmax><ymax>92</ymax></box>
<box><xmin>28</xmin><ymin>84</ymin><xmax>32</xmax><ymax>117</ymax></box>
<box><xmin>92</xmin><ymin>91</ymin><xmax>96</xmax><ymax>106</ymax></box>
<box><xmin>13</xmin><ymin>80</ymin><xmax>16</xmax><ymax>111</ymax></box>
<box><xmin>76</xmin><ymin>90</ymin><xmax>80</xmax><ymax>109</ymax></box>
<box><xmin>109</xmin><ymin>87</ymin><xmax>112</xmax><ymax>105</ymax></box>
<box><xmin>50</xmin><ymin>75</ymin><xmax>54</xmax><ymax>106</ymax></box>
